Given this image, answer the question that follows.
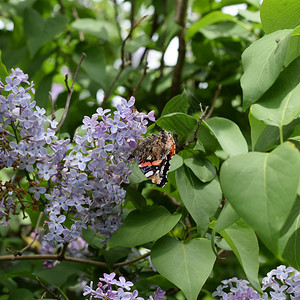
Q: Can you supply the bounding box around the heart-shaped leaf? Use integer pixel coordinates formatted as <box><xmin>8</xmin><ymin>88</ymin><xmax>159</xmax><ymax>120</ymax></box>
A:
<box><xmin>241</xmin><ymin>29</ymin><xmax>292</xmax><ymax>109</ymax></box>
<box><xmin>205</xmin><ymin>117</ymin><xmax>248</xmax><ymax>157</ymax></box>
<box><xmin>108</xmin><ymin>206</ymin><xmax>181</xmax><ymax>248</ymax></box>
<box><xmin>176</xmin><ymin>166</ymin><xmax>222</xmax><ymax>235</ymax></box>
<box><xmin>220</xmin><ymin>142</ymin><xmax>300</xmax><ymax>253</ymax></box>
<box><xmin>218</xmin><ymin>220</ymin><xmax>260</xmax><ymax>291</ymax></box>
<box><xmin>151</xmin><ymin>236</ymin><xmax>216</xmax><ymax>300</ymax></box>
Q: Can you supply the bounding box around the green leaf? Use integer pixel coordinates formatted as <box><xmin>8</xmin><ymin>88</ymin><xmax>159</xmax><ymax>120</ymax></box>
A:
<box><xmin>156</xmin><ymin>112</ymin><xmax>197</xmax><ymax>143</ymax></box>
<box><xmin>251</xmin><ymin>57</ymin><xmax>300</xmax><ymax>127</ymax></box>
<box><xmin>8</xmin><ymin>288</ymin><xmax>34</xmax><ymax>300</ymax></box>
<box><xmin>205</xmin><ymin>117</ymin><xmax>248</xmax><ymax>156</ymax></box>
<box><xmin>71</xmin><ymin>18</ymin><xmax>109</xmax><ymax>40</ymax></box>
<box><xmin>279</xmin><ymin>196</ymin><xmax>300</xmax><ymax>269</ymax></box>
<box><xmin>238</xmin><ymin>9</ymin><xmax>261</xmax><ymax>23</ymax></box>
<box><xmin>169</xmin><ymin>154</ymin><xmax>184</xmax><ymax>172</ymax></box>
<box><xmin>176</xmin><ymin>166</ymin><xmax>222</xmax><ymax>234</ymax></box>
<box><xmin>219</xmin><ymin>220</ymin><xmax>260</xmax><ymax>291</ymax></box>
<box><xmin>151</xmin><ymin>236</ymin><xmax>216</xmax><ymax>300</ymax></box>
<box><xmin>128</xmin><ymin>161</ymin><xmax>148</xmax><ymax>184</ymax></box>
<box><xmin>125</xmin><ymin>35</ymin><xmax>151</xmax><ymax>53</ymax></box>
<box><xmin>200</xmin><ymin>22</ymin><xmax>250</xmax><ymax>40</ymax></box>
<box><xmin>214</xmin><ymin>202</ymin><xmax>240</xmax><ymax>233</ymax></box>
<box><xmin>253</xmin><ymin>119</ymin><xmax>300</xmax><ymax>151</ymax></box>
<box><xmin>249</xmin><ymin>111</ymin><xmax>267</xmax><ymax>151</ymax></box>
<box><xmin>82</xmin><ymin>227</ymin><xmax>104</xmax><ymax>248</ymax></box>
<box><xmin>184</xmin><ymin>154</ymin><xmax>216</xmax><ymax>182</ymax></box>
<box><xmin>260</xmin><ymin>0</ymin><xmax>300</xmax><ymax>34</ymax></box>
<box><xmin>161</xmin><ymin>90</ymin><xmax>191</xmax><ymax>116</ymax></box>
<box><xmin>196</xmin><ymin>125</ymin><xmax>220</xmax><ymax>154</ymax></box>
<box><xmin>75</xmin><ymin>46</ymin><xmax>106</xmax><ymax>87</ymax></box>
<box><xmin>241</xmin><ymin>29</ymin><xmax>293</xmax><ymax>109</ymax></box>
<box><xmin>220</xmin><ymin>142</ymin><xmax>300</xmax><ymax>254</ymax></box>
<box><xmin>186</xmin><ymin>11</ymin><xmax>235</xmax><ymax>40</ymax></box>
<box><xmin>34</xmin><ymin>262</ymin><xmax>84</xmax><ymax>288</ymax></box>
<box><xmin>24</xmin><ymin>8</ymin><xmax>68</xmax><ymax>57</ymax></box>
<box><xmin>284</xmin><ymin>26</ymin><xmax>300</xmax><ymax>66</ymax></box>
<box><xmin>35</xmin><ymin>71</ymin><xmax>54</xmax><ymax>108</ymax></box>
<box><xmin>0</xmin><ymin>51</ymin><xmax>8</xmax><ymax>80</ymax></box>
<box><xmin>108</xmin><ymin>206</ymin><xmax>181</xmax><ymax>248</ymax></box>
<box><xmin>2</xmin><ymin>270</ymin><xmax>37</xmax><ymax>281</ymax></box>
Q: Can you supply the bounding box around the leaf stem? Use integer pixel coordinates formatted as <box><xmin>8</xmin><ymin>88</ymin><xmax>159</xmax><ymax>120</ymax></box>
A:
<box><xmin>279</xmin><ymin>126</ymin><xmax>284</xmax><ymax>144</ymax></box>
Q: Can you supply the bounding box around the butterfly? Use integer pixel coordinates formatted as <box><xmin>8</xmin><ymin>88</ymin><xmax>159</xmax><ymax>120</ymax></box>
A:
<box><xmin>129</xmin><ymin>130</ymin><xmax>175</xmax><ymax>187</ymax></box>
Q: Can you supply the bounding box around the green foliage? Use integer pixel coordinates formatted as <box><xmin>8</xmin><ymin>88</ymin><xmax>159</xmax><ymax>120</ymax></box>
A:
<box><xmin>151</xmin><ymin>237</ymin><xmax>216</xmax><ymax>300</ymax></box>
<box><xmin>108</xmin><ymin>206</ymin><xmax>181</xmax><ymax>248</ymax></box>
<box><xmin>0</xmin><ymin>0</ymin><xmax>300</xmax><ymax>299</ymax></box>
<box><xmin>220</xmin><ymin>142</ymin><xmax>300</xmax><ymax>255</ymax></box>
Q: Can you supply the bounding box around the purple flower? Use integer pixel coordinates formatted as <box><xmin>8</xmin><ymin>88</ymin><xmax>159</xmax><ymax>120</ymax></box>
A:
<box><xmin>116</xmin><ymin>277</ymin><xmax>134</xmax><ymax>291</ymax></box>
<box><xmin>83</xmin><ymin>273</ymin><xmax>164</xmax><ymax>300</ymax></box>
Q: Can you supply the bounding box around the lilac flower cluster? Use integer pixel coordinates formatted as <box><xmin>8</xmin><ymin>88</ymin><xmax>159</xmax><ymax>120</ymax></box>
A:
<box><xmin>83</xmin><ymin>272</ymin><xmax>165</xmax><ymax>300</ymax></box>
<box><xmin>262</xmin><ymin>265</ymin><xmax>300</xmax><ymax>299</ymax></box>
<box><xmin>0</xmin><ymin>68</ymin><xmax>155</xmax><ymax>246</ymax></box>
<box><xmin>44</xmin><ymin>97</ymin><xmax>155</xmax><ymax>245</ymax></box>
<box><xmin>213</xmin><ymin>265</ymin><xmax>300</xmax><ymax>300</ymax></box>
<box><xmin>0</xmin><ymin>68</ymin><xmax>58</xmax><ymax>218</ymax></box>
<box><xmin>212</xmin><ymin>277</ymin><xmax>261</xmax><ymax>299</ymax></box>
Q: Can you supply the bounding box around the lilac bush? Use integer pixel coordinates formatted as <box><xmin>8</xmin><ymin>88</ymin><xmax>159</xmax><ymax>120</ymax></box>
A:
<box><xmin>0</xmin><ymin>68</ymin><xmax>155</xmax><ymax>246</ymax></box>
<box><xmin>213</xmin><ymin>265</ymin><xmax>300</xmax><ymax>300</ymax></box>
<box><xmin>83</xmin><ymin>272</ymin><xmax>165</xmax><ymax>300</ymax></box>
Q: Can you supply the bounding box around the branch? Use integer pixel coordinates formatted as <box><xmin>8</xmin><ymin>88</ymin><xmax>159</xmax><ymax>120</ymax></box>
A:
<box><xmin>113</xmin><ymin>251</ymin><xmax>150</xmax><ymax>268</ymax></box>
<box><xmin>72</xmin><ymin>7</ymin><xmax>84</xmax><ymax>41</ymax></box>
<box><xmin>132</xmin><ymin>51</ymin><xmax>148</xmax><ymax>96</ymax></box>
<box><xmin>49</xmin><ymin>92</ymin><xmax>56</xmax><ymax>121</ymax></box>
<box><xmin>205</xmin><ymin>85</ymin><xmax>222</xmax><ymax>120</ymax></box>
<box><xmin>0</xmin><ymin>254</ymin><xmax>109</xmax><ymax>268</ymax></box>
<box><xmin>185</xmin><ymin>103</ymin><xmax>209</xmax><ymax>145</ymax></box>
<box><xmin>36</xmin><ymin>276</ymin><xmax>60</xmax><ymax>300</ymax></box>
<box><xmin>138</xmin><ymin>11</ymin><xmax>159</xmax><ymax>66</ymax></box>
<box><xmin>55</xmin><ymin>52</ymin><xmax>86</xmax><ymax>133</ymax></box>
<box><xmin>112</xmin><ymin>0</ymin><xmax>122</xmax><ymax>41</ymax></box>
<box><xmin>57</xmin><ymin>242</ymin><xmax>69</xmax><ymax>260</ymax></box>
<box><xmin>102</xmin><ymin>16</ymin><xmax>147</xmax><ymax>106</ymax></box>
<box><xmin>170</xmin><ymin>0</ymin><xmax>189</xmax><ymax>98</ymax></box>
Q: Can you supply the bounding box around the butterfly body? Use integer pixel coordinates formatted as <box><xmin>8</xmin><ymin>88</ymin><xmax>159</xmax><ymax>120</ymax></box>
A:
<box><xmin>130</xmin><ymin>130</ymin><xmax>175</xmax><ymax>187</ymax></box>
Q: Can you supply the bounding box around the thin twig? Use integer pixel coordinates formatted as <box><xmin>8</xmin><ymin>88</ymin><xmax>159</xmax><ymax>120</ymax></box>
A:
<box><xmin>112</xmin><ymin>0</ymin><xmax>122</xmax><ymax>41</ymax></box>
<box><xmin>36</xmin><ymin>276</ymin><xmax>60</xmax><ymax>300</ymax></box>
<box><xmin>57</xmin><ymin>242</ymin><xmax>69</xmax><ymax>260</ymax></box>
<box><xmin>185</xmin><ymin>104</ymin><xmax>209</xmax><ymax>145</ymax></box>
<box><xmin>6</xmin><ymin>247</ymin><xmax>20</xmax><ymax>257</ymax></box>
<box><xmin>57</xmin><ymin>0</ymin><xmax>65</xmax><ymax>14</ymax></box>
<box><xmin>132</xmin><ymin>51</ymin><xmax>148</xmax><ymax>96</ymax></box>
<box><xmin>205</xmin><ymin>85</ymin><xmax>222</xmax><ymax>120</ymax></box>
<box><xmin>102</xmin><ymin>16</ymin><xmax>147</xmax><ymax>106</ymax></box>
<box><xmin>170</xmin><ymin>0</ymin><xmax>189</xmax><ymax>98</ymax></box>
<box><xmin>72</xmin><ymin>7</ymin><xmax>84</xmax><ymax>41</ymax></box>
<box><xmin>121</xmin><ymin>16</ymin><xmax>147</xmax><ymax>66</ymax></box>
<box><xmin>49</xmin><ymin>92</ymin><xmax>56</xmax><ymax>121</ymax></box>
<box><xmin>0</xmin><ymin>254</ymin><xmax>109</xmax><ymax>268</ymax></box>
<box><xmin>113</xmin><ymin>251</ymin><xmax>150</xmax><ymax>268</ymax></box>
<box><xmin>18</xmin><ymin>212</ymin><xmax>43</xmax><ymax>254</ymax></box>
<box><xmin>139</xmin><ymin>11</ymin><xmax>159</xmax><ymax>66</ymax></box>
<box><xmin>55</xmin><ymin>52</ymin><xmax>86</xmax><ymax>133</ymax></box>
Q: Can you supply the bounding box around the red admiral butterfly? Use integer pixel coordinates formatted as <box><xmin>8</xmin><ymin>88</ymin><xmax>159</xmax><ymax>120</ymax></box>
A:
<box><xmin>130</xmin><ymin>130</ymin><xmax>175</xmax><ymax>187</ymax></box>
